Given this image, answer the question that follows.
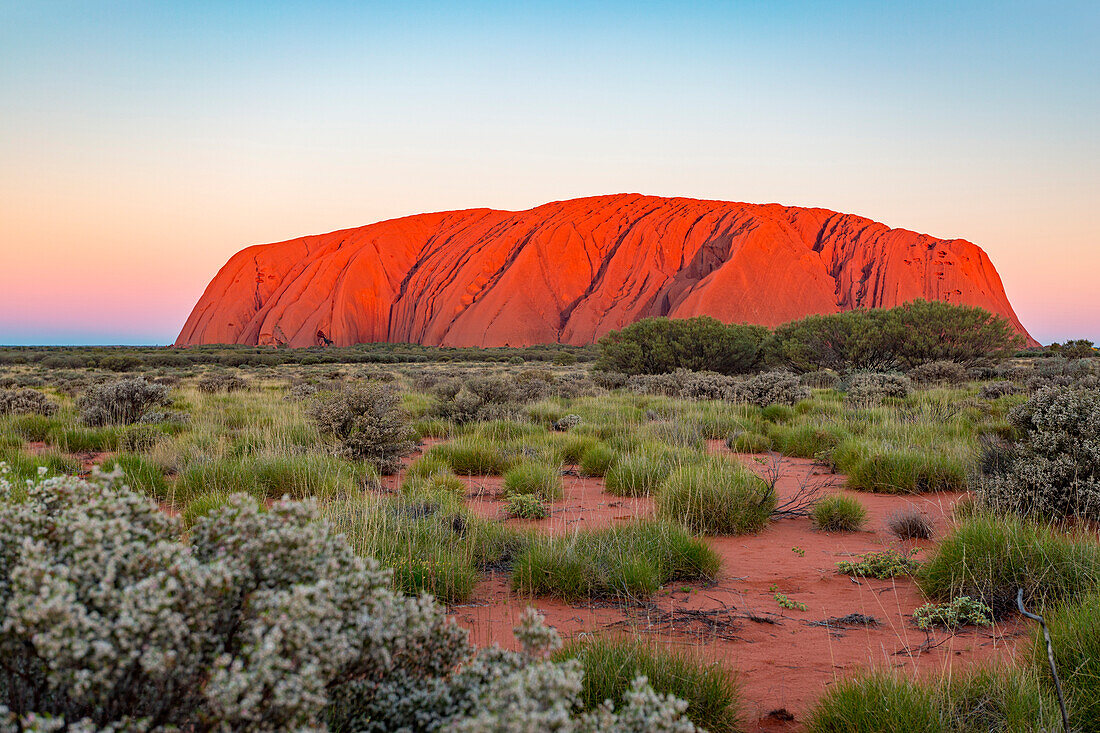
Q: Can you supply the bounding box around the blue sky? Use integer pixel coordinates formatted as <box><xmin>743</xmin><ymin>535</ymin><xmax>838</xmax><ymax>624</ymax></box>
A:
<box><xmin>1</xmin><ymin>1</ymin><xmax>1097</xmax><ymax>344</ymax></box>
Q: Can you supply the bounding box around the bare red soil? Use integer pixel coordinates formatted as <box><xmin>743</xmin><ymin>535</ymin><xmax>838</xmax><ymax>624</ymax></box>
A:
<box><xmin>176</xmin><ymin>193</ymin><xmax>1035</xmax><ymax>348</ymax></box>
<box><xmin>439</xmin><ymin>445</ymin><xmax>1027</xmax><ymax>732</ymax></box>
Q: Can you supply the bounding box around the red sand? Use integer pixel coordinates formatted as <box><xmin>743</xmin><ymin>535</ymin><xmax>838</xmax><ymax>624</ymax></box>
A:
<box><xmin>176</xmin><ymin>193</ymin><xmax>1035</xmax><ymax>348</ymax></box>
<box><xmin>442</xmin><ymin>444</ymin><xmax>1027</xmax><ymax>732</ymax></box>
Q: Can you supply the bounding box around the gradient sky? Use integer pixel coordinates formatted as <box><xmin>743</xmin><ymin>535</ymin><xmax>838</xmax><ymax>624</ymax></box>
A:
<box><xmin>1</xmin><ymin>1</ymin><xmax>1097</xmax><ymax>345</ymax></box>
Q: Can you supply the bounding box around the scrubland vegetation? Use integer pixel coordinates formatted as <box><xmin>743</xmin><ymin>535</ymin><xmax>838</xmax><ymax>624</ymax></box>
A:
<box><xmin>1</xmin><ymin>305</ymin><xmax>1098</xmax><ymax>730</ymax></box>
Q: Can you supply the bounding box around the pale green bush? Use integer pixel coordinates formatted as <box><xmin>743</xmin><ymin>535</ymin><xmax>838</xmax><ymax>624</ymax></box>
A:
<box><xmin>0</xmin><ymin>471</ymin><xmax>698</xmax><ymax>732</ymax></box>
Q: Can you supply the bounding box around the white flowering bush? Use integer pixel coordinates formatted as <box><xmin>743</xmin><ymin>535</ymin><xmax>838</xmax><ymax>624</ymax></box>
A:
<box><xmin>309</xmin><ymin>383</ymin><xmax>415</xmax><ymax>473</ymax></box>
<box><xmin>736</xmin><ymin>371</ymin><xmax>810</xmax><ymax>407</ymax></box>
<box><xmin>978</xmin><ymin>386</ymin><xmax>1100</xmax><ymax>521</ymax></box>
<box><xmin>842</xmin><ymin>372</ymin><xmax>912</xmax><ymax>405</ymax></box>
<box><xmin>0</xmin><ymin>388</ymin><xmax>57</xmax><ymax>416</ymax></box>
<box><xmin>0</xmin><ymin>472</ymin><xmax>697</xmax><ymax>732</ymax></box>
<box><xmin>77</xmin><ymin>378</ymin><xmax>170</xmax><ymax>426</ymax></box>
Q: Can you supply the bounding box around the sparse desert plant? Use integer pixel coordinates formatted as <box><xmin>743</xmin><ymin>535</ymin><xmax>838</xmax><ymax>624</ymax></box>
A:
<box><xmin>887</xmin><ymin>507</ymin><xmax>935</xmax><ymax>539</ymax></box>
<box><xmin>918</xmin><ymin>514</ymin><xmax>1100</xmax><ymax>614</ymax></box>
<box><xmin>604</xmin><ymin>447</ymin><xmax>674</xmax><ymax>496</ymax></box>
<box><xmin>77</xmin><ymin>377</ymin><xmax>170</xmax><ymax>425</ymax></box>
<box><xmin>977</xmin><ymin>386</ymin><xmax>1100</xmax><ymax>521</ymax></box>
<box><xmin>555</xmin><ymin>637</ymin><xmax>743</xmax><ymax>733</ymax></box>
<box><xmin>578</xmin><ymin>443</ymin><xmax>616</xmax><ymax>477</ymax></box>
<box><xmin>503</xmin><ymin>460</ymin><xmax>563</xmax><ymax>501</ymax></box>
<box><xmin>837</xmin><ymin>549</ymin><xmax>920</xmax><ymax>579</ymax></box>
<box><xmin>725</xmin><ymin>430</ymin><xmax>772</xmax><ymax>453</ymax></box>
<box><xmin>553</xmin><ymin>413</ymin><xmax>583</xmax><ymax>431</ymax></box>
<box><xmin>811</xmin><ymin>494</ymin><xmax>868</xmax><ymax>532</ymax></box>
<box><xmin>846</xmin><ymin>446</ymin><xmax>967</xmax><ymax>494</ymax></box>
<box><xmin>800</xmin><ymin>370</ymin><xmax>839</xmax><ymax>389</ymax></box>
<box><xmin>427</xmin><ymin>435</ymin><xmax>514</xmax><ymax>475</ymax></box>
<box><xmin>507</xmin><ymin>493</ymin><xmax>550</xmax><ymax>519</ymax></box>
<box><xmin>657</xmin><ymin>459</ymin><xmax>776</xmax><ymax>535</ymax></box>
<box><xmin>512</xmin><ymin>520</ymin><xmax>720</xmax><ymax>601</ymax></box>
<box><xmin>737</xmin><ymin>370</ymin><xmax>810</xmax><ymax>407</ymax></box>
<box><xmin>913</xmin><ymin>596</ymin><xmax>993</xmax><ymax>630</ymax></box>
<box><xmin>309</xmin><ymin>382</ymin><xmax>415</xmax><ymax>473</ymax></box>
<box><xmin>979</xmin><ymin>380</ymin><xmax>1023</xmax><ymax>400</ymax></box>
<box><xmin>197</xmin><ymin>371</ymin><xmax>249</xmax><ymax>393</ymax></box>
<box><xmin>0</xmin><ymin>387</ymin><xmax>58</xmax><ymax>416</ymax></box>
<box><xmin>843</xmin><ymin>372</ymin><xmax>912</xmax><ymax>405</ymax></box>
<box><xmin>908</xmin><ymin>360</ymin><xmax>968</xmax><ymax>386</ymax></box>
<box><xmin>805</xmin><ymin>667</ymin><xmax>1059</xmax><ymax>733</ymax></box>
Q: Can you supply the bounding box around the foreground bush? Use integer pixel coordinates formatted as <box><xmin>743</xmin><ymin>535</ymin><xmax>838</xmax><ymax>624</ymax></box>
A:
<box><xmin>309</xmin><ymin>383</ymin><xmax>415</xmax><ymax>473</ymax></box>
<box><xmin>917</xmin><ymin>514</ymin><xmax>1100</xmax><ymax>614</ymax></box>
<box><xmin>77</xmin><ymin>377</ymin><xmax>169</xmax><ymax>425</ymax></box>
<box><xmin>737</xmin><ymin>370</ymin><xmax>810</xmax><ymax>407</ymax></box>
<box><xmin>978</xmin><ymin>386</ymin><xmax>1100</xmax><ymax>521</ymax></box>
<box><xmin>657</xmin><ymin>460</ymin><xmax>776</xmax><ymax>535</ymax></box>
<box><xmin>512</xmin><ymin>521</ymin><xmax>720</xmax><ymax>601</ymax></box>
<box><xmin>0</xmin><ymin>472</ymin><xmax>699</xmax><ymax>732</ymax></box>
<box><xmin>805</xmin><ymin>667</ymin><xmax>1059</xmax><ymax>732</ymax></box>
<box><xmin>556</xmin><ymin>637</ymin><xmax>743</xmax><ymax>733</ymax></box>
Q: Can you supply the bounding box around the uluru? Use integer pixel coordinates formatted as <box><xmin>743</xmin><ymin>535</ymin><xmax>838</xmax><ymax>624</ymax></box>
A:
<box><xmin>176</xmin><ymin>194</ymin><xmax>1035</xmax><ymax>348</ymax></box>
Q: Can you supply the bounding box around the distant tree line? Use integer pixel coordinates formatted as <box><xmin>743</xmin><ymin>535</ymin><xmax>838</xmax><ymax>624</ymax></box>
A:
<box><xmin>0</xmin><ymin>342</ymin><xmax>595</xmax><ymax>370</ymax></box>
<box><xmin>594</xmin><ymin>300</ymin><xmax>1031</xmax><ymax>375</ymax></box>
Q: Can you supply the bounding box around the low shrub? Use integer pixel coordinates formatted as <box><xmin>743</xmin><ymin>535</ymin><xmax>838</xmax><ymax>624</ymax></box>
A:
<box><xmin>0</xmin><ymin>388</ymin><xmax>58</xmax><ymax>416</ymax></box>
<box><xmin>604</xmin><ymin>448</ymin><xmax>674</xmax><ymax>496</ymax></box>
<box><xmin>917</xmin><ymin>514</ymin><xmax>1100</xmax><ymax>614</ymax></box>
<box><xmin>837</xmin><ymin>549</ymin><xmax>920</xmax><ymax>579</ymax></box>
<box><xmin>913</xmin><ymin>596</ymin><xmax>993</xmax><ymax>630</ymax></box>
<box><xmin>979</xmin><ymin>380</ymin><xmax>1022</xmax><ymax>400</ymax></box>
<box><xmin>726</xmin><ymin>430</ymin><xmax>772</xmax><ymax>453</ymax></box>
<box><xmin>197</xmin><ymin>371</ymin><xmax>249</xmax><ymax>393</ymax></box>
<box><xmin>737</xmin><ymin>370</ymin><xmax>810</xmax><ymax>407</ymax></box>
<box><xmin>512</xmin><ymin>520</ymin><xmax>720</xmax><ymax>601</ymax></box>
<box><xmin>578</xmin><ymin>443</ymin><xmax>616</xmax><ymax>477</ymax></box>
<box><xmin>886</xmin><ymin>507</ymin><xmax>935</xmax><ymax>539</ymax></box>
<box><xmin>811</xmin><ymin>495</ymin><xmax>867</xmax><ymax>532</ymax></box>
<box><xmin>843</xmin><ymin>372</ymin><xmax>912</xmax><ymax>405</ymax></box>
<box><xmin>806</xmin><ymin>667</ymin><xmax>1058</xmax><ymax>732</ymax></box>
<box><xmin>555</xmin><ymin>637</ymin><xmax>743</xmax><ymax>733</ymax></box>
<box><xmin>309</xmin><ymin>383</ymin><xmax>415</xmax><ymax>474</ymax></box>
<box><xmin>503</xmin><ymin>460</ymin><xmax>563</xmax><ymax>501</ymax></box>
<box><xmin>77</xmin><ymin>377</ymin><xmax>170</xmax><ymax>425</ymax></box>
<box><xmin>427</xmin><ymin>436</ymin><xmax>514</xmax><ymax>475</ymax></box>
<box><xmin>847</xmin><ymin>447</ymin><xmax>967</xmax><ymax>493</ymax></box>
<box><xmin>908</xmin><ymin>360</ymin><xmax>968</xmax><ymax>386</ymax></box>
<box><xmin>657</xmin><ymin>459</ymin><xmax>776</xmax><ymax>535</ymax></box>
<box><xmin>977</xmin><ymin>386</ymin><xmax>1100</xmax><ymax>521</ymax></box>
<box><xmin>507</xmin><ymin>493</ymin><xmax>550</xmax><ymax>519</ymax></box>
<box><xmin>177</xmin><ymin>455</ymin><xmax>362</xmax><ymax>504</ymax></box>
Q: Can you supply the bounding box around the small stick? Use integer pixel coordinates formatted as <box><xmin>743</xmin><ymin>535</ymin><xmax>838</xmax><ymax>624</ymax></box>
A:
<box><xmin>1016</xmin><ymin>588</ymin><xmax>1069</xmax><ymax>733</ymax></box>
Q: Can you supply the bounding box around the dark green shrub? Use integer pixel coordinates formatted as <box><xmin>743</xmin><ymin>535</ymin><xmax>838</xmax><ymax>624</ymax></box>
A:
<box><xmin>837</xmin><ymin>549</ymin><xmax>920</xmax><ymax>579</ymax></box>
<box><xmin>506</xmin><ymin>493</ymin><xmax>550</xmax><ymax>519</ymax></box>
<box><xmin>595</xmin><ymin>316</ymin><xmax>767</xmax><ymax>376</ymax></box>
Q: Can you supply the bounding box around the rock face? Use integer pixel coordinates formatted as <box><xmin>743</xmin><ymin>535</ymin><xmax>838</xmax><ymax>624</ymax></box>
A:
<box><xmin>177</xmin><ymin>194</ymin><xmax>1035</xmax><ymax>347</ymax></box>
